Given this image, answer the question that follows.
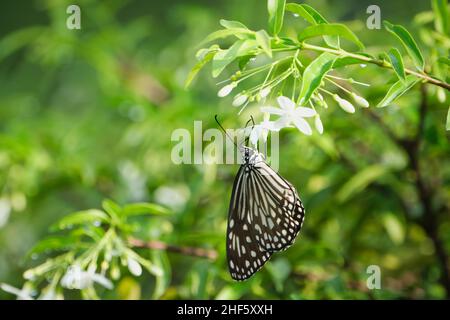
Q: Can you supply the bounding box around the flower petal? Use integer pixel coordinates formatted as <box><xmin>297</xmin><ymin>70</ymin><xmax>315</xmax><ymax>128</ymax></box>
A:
<box><xmin>272</xmin><ymin>117</ymin><xmax>291</xmax><ymax>131</ymax></box>
<box><xmin>294</xmin><ymin>107</ymin><xmax>316</xmax><ymax>118</ymax></box>
<box><xmin>249</xmin><ymin>127</ymin><xmax>260</xmax><ymax>146</ymax></box>
<box><xmin>277</xmin><ymin>96</ymin><xmax>295</xmax><ymax>111</ymax></box>
<box><xmin>91</xmin><ymin>274</ymin><xmax>114</xmax><ymax>290</ymax></box>
<box><xmin>260</xmin><ymin>106</ymin><xmax>284</xmax><ymax>115</ymax></box>
<box><xmin>293</xmin><ymin>117</ymin><xmax>312</xmax><ymax>135</ymax></box>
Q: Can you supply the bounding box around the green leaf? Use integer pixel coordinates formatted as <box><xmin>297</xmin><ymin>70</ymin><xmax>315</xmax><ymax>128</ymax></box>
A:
<box><xmin>298</xmin><ymin>23</ymin><xmax>364</xmax><ymax>49</ymax></box>
<box><xmin>383</xmin><ymin>21</ymin><xmax>424</xmax><ymax>70</ymax></box>
<box><xmin>151</xmin><ymin>251</ymin><xmax>171</xmax><ymax>299</ymax></box>
<box><xmin>286</xmin><ymin>3</ymin><xmax>327</xmax><ymax>25</ymax></box>
<box><xmin>285</xmin><ymin>3</ymin><xmax>339</xmax><ymax>48</ymax></box>
<box><xmin>51</xmin><ymin>209</ymin><xmax>109</xmax><ymax>230</ymax></box>
<box><xmin>255</xmin><ymin>29</ymin><xmax>272</xmax><ymax>57</ymax></box>
<box><xmin>122</xmin><ymin>202</ymin><xmax>171</xmax><ymax>216</ymax></box>
<box><xmin>387</xmin><ymin>48</ymin><xmax>406</xmax><ymax>81</ymax></box>
<box><xmin>199</xmin><ymin>28</ymin><xmax>254</xmax><ymax>46</ymax></box>
<box><xmin>102</xmin><ymin>199</ymin><xmax>122</xmax><ymax>217</ymax></box>
<box><xmin>212</xmin><ymin>39</ymin><xmax>258</xmax><ymax>78</ymax></box>
<box><xmin>27</xmin><ymin>235</ymin><xmax>79</xmax><ymax>256</ymax></box>
<box><xmin>268</xmin><ymin>0</ymin><xmax>286</xmax><ymax>35</ymax></box>
<box><xmin>219</xmin><ymin>19</ymin><xmax>248</xmax><ymax>30</ymax></box>
<box><xmin>377</xmin><ymin>75</ymin><xmax>419</xmax><ymax>108</ymax></box>
<box><xmin>446</xmin><ymin>107</ymin><xmax>450</xmax><ymax>131</ymax></box>
<box><xmin>333</xmin><ymin>53</ymin><xmax>374</xmax><ymax>68</ymax></box>
<box><xmin>432</xmin><ymin>0</ymin><xmax>449</xmax><ymax>35</ymax></box>
<box><xmin>185</xmin><ymin>46</ymin><xmax>219</xmax><ymax>88</ymax></box>
<box><xmin>337</xmin><ymin>165</ymin><xmax>389</xmax><ymax>202</ymax></box>
<box><xmin>298</xmin><ymin>52</ymin><xmax>336</xmax><ymax>103</ymax></box>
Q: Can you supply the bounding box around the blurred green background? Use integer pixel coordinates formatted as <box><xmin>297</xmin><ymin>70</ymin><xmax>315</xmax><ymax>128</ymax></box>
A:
<box><xmin>0</xmin><ymin>0</ymin><xmax>449</xmax><ymax>299</ymax></box>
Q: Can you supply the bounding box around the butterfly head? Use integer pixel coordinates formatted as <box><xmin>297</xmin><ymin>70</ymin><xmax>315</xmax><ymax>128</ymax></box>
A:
<box><xmin>240</xmin><ymin>146</ymin><xmax>264</xmax><ymax>165</ymax></box>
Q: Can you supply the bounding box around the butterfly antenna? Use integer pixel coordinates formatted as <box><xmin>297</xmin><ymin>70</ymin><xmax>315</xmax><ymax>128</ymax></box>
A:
<box><xmin>215</xmin><ymin>115</ymin><xmax>238</xmax><ymax>148</ymax></box>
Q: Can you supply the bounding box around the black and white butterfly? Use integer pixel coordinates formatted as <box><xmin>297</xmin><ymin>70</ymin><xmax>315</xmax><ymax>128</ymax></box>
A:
<box><xmin>226</xmin><ymin>144</ymin><xmax>305</xmax><ymax>281</ymax></box>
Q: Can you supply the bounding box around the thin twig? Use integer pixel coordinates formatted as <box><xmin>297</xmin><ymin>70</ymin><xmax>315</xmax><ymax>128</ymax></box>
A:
<box><xmin>128</xmin><ymin>237</ymin><xmax>218</xmax><ymax>261</ymax></box>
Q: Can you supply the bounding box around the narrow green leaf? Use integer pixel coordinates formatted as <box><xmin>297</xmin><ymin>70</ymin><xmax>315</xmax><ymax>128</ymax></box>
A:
<box><xmin>432</xmin><ymin>0</ymin><xmax>449</xmax><ymax>35</ymax></box>
<box><xmin>286</xmin><ymin>3</ymin><xmax>328</xmax><ymax>25</ymax></box>
<box><xmin>123</xmin><ymin>203</ymin><xmax>171</xmax><ymax>216</ymax></box>
<box><xmin>200</xmin><ymin>28</ymin><xmax>254</xmax><ymax>46</ymax></box>
<box><xmin>27</xmin><ymin>235</ymin><xmax>79</xmax><ymax>256</ymax></box>
<box><xmin>333</xmin><ymin>53</ymin><xmax>375</xmax><ymax>68</ymax></box>
<box><xmin>337</xmin><ymin>165</ymin><xmax>388</xmax><ymax>202</ymax></box>
<box><xmin>298</xmin><ymin>52</ymin><xmax>336</xmax><ymax>103</ymax></box>
<box><xmin>219</xmin><ymin>19</ymin><xmax>248</xmax><ymax>30</ymax></box>
<box><xmin>255</xmin><ymin>30</ymin><xmax>272</xmax><ymax>57</ymax></box>
<box><xmin>268</xmin><ymin>0</ymin><xmax>286</xmax><ymax>35</ymax></box>
<box><xmin>383</xmin><ymin>21</ymin><xmax>424</xmax><ymax>70</ymax></box>
<box><xmin>212</xmin><ymin>40</ymin><xmax>258</xmax><ymax>78</ymax></box>
<box><xmin>102</xmin><ymin>199</ymin><xmax>122</xmax><ymax>217</ymax></box>
<box><xmin>446</xmin><ymin>106</ymin><xmax>450</xmax><ymax>130</ymax></box>
<box><xmin>298</xmin><ymin>23</ymin><xmax>364</xmax><ymax>49</ymax></box>
<box><xmin>151</xmin><ymin>251</ymin><xmax>171</xmax><ymax>299</ymax></box>
<box><xmin>285</xmin><ymin>3</ymin><xmax>339</xmax><ymax>48</ymax></box>
<box><xmin>185</xmin><ymin>46</ymin><xmax>219</xmax><ymax>88</ymax></box>
<box><xmin>51</xmin><ymin>209</ymin><xmax>109</xmax><ymax>230</ymax></box>
<box><xmin>387</xmin><ymin>48</ymin><xmax>406</xmax><ymax>81</ymax></box>
<box><xmin>377</xmin><ymin>75</ymin><xmax>419</xmax><ymax>108</ymax></box>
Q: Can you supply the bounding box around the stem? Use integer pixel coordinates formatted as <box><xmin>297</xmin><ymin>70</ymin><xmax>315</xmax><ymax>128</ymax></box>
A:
<box><xmin>300</xmin><ymin>43</ymin><xmax>450</xmax><ymax>91</ymax></box>
<box><xmin>128</xmin><ymin>237</ymin><xmax>218</xmax><ymax>260</ymax></box>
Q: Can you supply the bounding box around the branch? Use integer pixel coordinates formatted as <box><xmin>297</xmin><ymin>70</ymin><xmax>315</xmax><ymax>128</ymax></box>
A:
<box><xmin>300</xmin><ymin>43</ymin><xmax>450</xmax><ymax>91</ymax></box>
<box><xmin>128</xmin><ymin>237</ymin><xmax>218</xmax><ymax>261</ymax></box>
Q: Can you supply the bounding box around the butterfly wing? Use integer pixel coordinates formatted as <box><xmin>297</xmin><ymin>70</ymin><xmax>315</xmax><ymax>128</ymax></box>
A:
<box><xmin>250</xmin><ymin>161</ymin><xmax>305</xmax><ymax>252</ymax></box>
<box><xmin>226</xmin><ymin>165</ymin><xmax>272</xmax><ymax>281</ymax></box>
<box><xmin>226</xmin><ymin>160</ymin><xmax>305</xmax><ymax>281</ymax></box>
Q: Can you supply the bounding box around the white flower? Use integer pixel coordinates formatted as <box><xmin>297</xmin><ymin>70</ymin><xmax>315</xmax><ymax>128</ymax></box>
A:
<box><xmin>351</xmin><ymin>93</ymin><xmax>369</xmax><ymax>108</ymax></box>
<box><xmin>247</xmin><ymin>115</ymin><xmax>280</xmax><ymax>146</ymax></box>
<box><xmin>314</xmin><ymin>115</ymin><xmax>324</xmax><ymax>134</ymax></box>
<box><xmin>217</xmin><ymin>82</ymin><xmax>236</xmax><ymax>97</ymax></box>
<box><xmin>260</xmin><ymin>96</ymin><xmax>316</xmax><ymax>135</ymax></box>
<box><xmin>127</xmin><ymin>257</ymin><xmax>142</xmax><ymax>277</ymax></box>
<box><xmin>232</xmin><ymin>94</ymin><xmax>248</xmax><ymax>107</ymax></box>
<box><xmin>61</xmin><ymin>265</ymin><xmax>113</xmax><ymax>290</ymax></box>
<box><xmin>333</xmin><ymin>94</ymin><xmax>355</xmax><ymax>113</ymax></box>
<box><xmin>0</xmin><ymin>283</ymin><xmax>33</xmax><ymax>300</ymax></box>
<box><xmin>154</xmin><ymin>185</ymin><xmax>190</xmax><ymax>212</ymax></box>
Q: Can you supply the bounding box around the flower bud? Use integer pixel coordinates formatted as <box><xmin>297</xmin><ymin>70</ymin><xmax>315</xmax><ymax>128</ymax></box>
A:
<box><xmin>232</xmin><ymin>94</ymin><xmax>248</xmax><ymax>107</ymax></box>
<box><xmin>260</xmin><ymin>87</ymin><xmax>271</xmax><ymax>99</ymax></box>
<box><xmin>315</xmin><ymin>115</ymin><xmax>324</xmax><ymax>134</ymax></box>
<box><xmin>333</xmin><ymin>94</ymin><xmax>355</xmax><ymax>113</ymax></box>
<box><xmin>127</xmin><ymin>257</ymin><xmax>142</xmax><ymax>277</ymax></box>
<box><xmin>217</xmin><ymin>82</ymin><xmax>236</xmax><ymax>97</ymax></box>
<box><xmin>352</xmin><ymin>93</ymin><xmax>369</xmax><ymax>108</ymax></box>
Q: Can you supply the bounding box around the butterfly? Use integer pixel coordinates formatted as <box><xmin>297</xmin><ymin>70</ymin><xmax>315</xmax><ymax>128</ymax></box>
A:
<box><xmin>226</xmin><ymin>144</ymin><xmax>305</xmax><ymax>281</ymax></box>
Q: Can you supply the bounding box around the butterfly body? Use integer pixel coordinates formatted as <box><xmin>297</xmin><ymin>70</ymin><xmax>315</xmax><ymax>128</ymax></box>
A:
<box><xmin>226</xmin><ymin>146</ymin><xmax>305</xmax><ymax>281</ymax></box>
